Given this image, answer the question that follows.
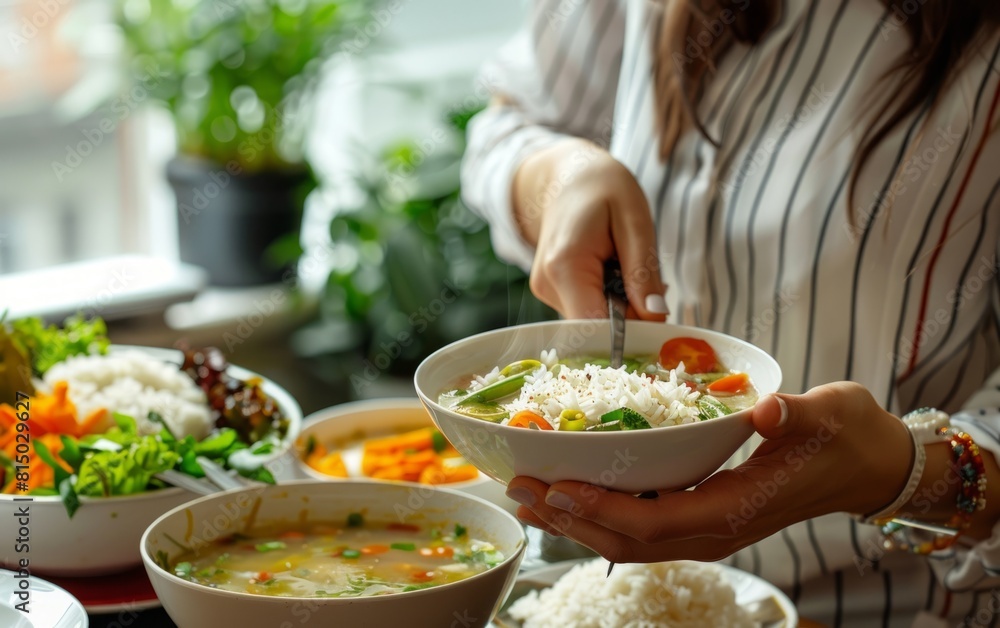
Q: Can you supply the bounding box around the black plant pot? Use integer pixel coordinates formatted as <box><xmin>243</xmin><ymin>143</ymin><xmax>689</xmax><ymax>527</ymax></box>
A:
<box><xmin>167</xmin><ymin>156</ymin><xmax>312</xmax><ymax>287</ymax></box>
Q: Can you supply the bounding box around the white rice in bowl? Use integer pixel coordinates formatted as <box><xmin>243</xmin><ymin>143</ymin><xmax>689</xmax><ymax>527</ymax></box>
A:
<box><xmin>471</xmin><ymin>349</ymin><xmax>702</xmax><ymax>429</ymax></box>
<box><xmin>42</xmin><ymin>351</ymin><xmax>214</xmax><ymax>440</ymax></box>
<box><xmin>507</xmin><ymin>559</ymin><xmax>754</xmax><ymax>628</ymax></box>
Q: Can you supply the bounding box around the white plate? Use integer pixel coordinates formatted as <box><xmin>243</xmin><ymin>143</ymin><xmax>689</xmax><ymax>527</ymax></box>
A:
<box><xmin>0</xmin><ymin>569</ymin><xmax>88</xmax><ymax>628</ymax></box>
<box><xmin>493</xmin><ymin>559</ymin><xmax>797</xmax><ymax>627</ymax></box>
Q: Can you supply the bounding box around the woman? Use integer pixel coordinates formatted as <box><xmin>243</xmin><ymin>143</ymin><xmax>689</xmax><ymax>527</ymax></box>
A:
<box><xmin>461</xmin><ymin>0</ymin><xmax>1000</xmax><ymax>625</ymax></box>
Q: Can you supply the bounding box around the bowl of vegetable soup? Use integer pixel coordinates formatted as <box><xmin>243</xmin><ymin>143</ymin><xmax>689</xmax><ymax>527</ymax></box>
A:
<box><xmin>415</xmin><ymin>320</ymin><xmax>782</xmax><ymax>494</ymax></box>
<box><xmin>141</xmin><ymin>480</ymin><xmax>525</xmax><ymax>628</ymax></box>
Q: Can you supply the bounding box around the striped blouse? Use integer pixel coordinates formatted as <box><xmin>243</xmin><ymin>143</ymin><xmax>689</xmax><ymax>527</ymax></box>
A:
<box><xmin>460</xmin><ymin>0</ymin><xmax>1000</xmax><ymax>625</ymax></box>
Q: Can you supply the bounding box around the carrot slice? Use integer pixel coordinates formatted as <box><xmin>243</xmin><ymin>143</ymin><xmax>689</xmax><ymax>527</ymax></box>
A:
<box><xmin>707</xmin><ymin>372</ymin><xmax>750</xmax><ymax>394</ymax></box>
<box><xmin>507</xmin><ymin>411</ymin><xmax>553</xmax><ymax>430</ymax></box>
<box><xmin>659</xmin><ymin>338</ymin><xmax>719</xmax><ymax>373</ymax></box>
<box><xmin>363</xmin><ymin>428</ymin><xmax>434</xmax><ymax>455</ymax></box>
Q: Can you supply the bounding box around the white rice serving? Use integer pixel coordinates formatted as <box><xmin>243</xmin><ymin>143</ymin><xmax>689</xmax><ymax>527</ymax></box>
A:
<box><xmin>507</xmin><ymin>560</ymin><xmax>754</xmax><ymax>628</ymax></box>
<box><xmin>471</xmin><ymin>349</ymin><xmax>701</xmax><ymax>429</ymax></box>
<box><xmin>42</xmin><ymin>351</ymin><xmax>214</xmax><ymax>440</ymax></box>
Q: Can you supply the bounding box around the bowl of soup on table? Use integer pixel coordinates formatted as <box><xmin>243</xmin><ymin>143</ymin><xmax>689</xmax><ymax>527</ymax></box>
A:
<box><xmin>141</xmin><ymin>480</ymin><xmax>525</xmax><ymax>628</ymax></box>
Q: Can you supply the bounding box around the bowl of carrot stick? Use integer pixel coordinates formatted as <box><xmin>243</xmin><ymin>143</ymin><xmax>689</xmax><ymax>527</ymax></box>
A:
<box><xmin>294</xmin><ymin>399</ymin><xmax>515</xmax><ymax>513</ymax></box>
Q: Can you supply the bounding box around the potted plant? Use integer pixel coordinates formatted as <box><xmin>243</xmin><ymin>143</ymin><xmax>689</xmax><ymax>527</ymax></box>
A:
<box><xmin>117</xmin><ymin>0</ymin><xmax>370</xmax><ymax>286</ymax></box>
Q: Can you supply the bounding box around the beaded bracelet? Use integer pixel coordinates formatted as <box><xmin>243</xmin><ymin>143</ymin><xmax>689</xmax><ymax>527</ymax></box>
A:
<box><xmin>880</xmin><ymin>427</ymin><xmax>987</xmax><ymax>554</ymax></box>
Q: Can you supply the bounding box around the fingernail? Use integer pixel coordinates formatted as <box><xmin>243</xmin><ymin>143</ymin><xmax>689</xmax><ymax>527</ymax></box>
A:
<box><xmin>775</xmin><ymin>397</ymin><xmax>788</xmax><ymax>428</ymax></box>
<box><xmin>506</xmin><ymin>487</ymin><xmax>536</xmax><ymax>507</ymax></box>
<box><xmin>645</xmin><ymin>293</ymin><xmax>669</xmax><ymax>315</ymax></box>
<box><xmin>545</xmin><ymin>491</ymin><xmax>576</xmax><ymax>512</ymax></box>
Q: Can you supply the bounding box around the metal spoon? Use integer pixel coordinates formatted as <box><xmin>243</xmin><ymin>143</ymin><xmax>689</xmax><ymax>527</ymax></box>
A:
<box><xmin>602</xmin><ymin>260</ymin><xmax>658</xmax><ymax>576</ymax></box>
<box><xmin>603</xmin><ymin>259</ymin><xmax>627</xmax><ymax>369</ymax></box>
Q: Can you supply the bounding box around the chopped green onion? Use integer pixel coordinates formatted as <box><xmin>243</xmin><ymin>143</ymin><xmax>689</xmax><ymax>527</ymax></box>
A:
<box><xmin>559</xmin><ymin>409</ymin><xmax>587</xmax><ymax>431</ymax></box>
<box><xmin>173</xmin><ymin>562</ymin><xmax>193</xmax><ymax>578</ymax></box>
<box><xmin>600</xmin><ymin>409</ymin><xmax>623</xmax><ymax>423</ymax></box>
<box><xmin>500</xmin><ymin>359</ymin><xmax>542</xmax><ymax>377</ymax></box>
<box><xmin>455</xmin><ymin>369</ymin><xmax>535</xmax><ymax>406</ymax></box>
<box><xmin>403</xmin><ymin>584</ymin><xmax>433</xmax><ymax>592</ymax></box>
<box><xmin>697</xmin><ymin>396</ymin><xmax>732</xmax><ymax>421</ymax></box>
<box><xmin>390</xmin><ymin>543</ymin><xmax>415</xmax><ymax>551</ymax></box>
<box><xmin>341</xmin><ymin>549</ymin><xmax>361</xmax><ymax>559</ymax></box>
<box><xmin>255</xmin><ymin>541</ymin><xmax>286</xmax><ymax>552</ymax></box>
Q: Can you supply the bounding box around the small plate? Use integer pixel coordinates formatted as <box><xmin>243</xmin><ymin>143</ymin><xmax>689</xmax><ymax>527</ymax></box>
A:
<box><xmin>0</xmin><ymin>569</ymin><xmax>88</xmax><ymax>627</ymax></box>
<box><xmin>47</xmin><ymin>566</ymin><xmax>160</xmax><ymax>615</ymax></box>
<box><xmin>493</xmin><ymin>559</ymin><xmax>797</xmax><ymax>627</ymax></box>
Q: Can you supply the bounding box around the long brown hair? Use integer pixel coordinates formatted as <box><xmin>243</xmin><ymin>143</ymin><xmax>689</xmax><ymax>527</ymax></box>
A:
<box><xmin>653</xmin><ymin>0</ymin><xmax>1000</xmax><ymax>214</ymax></box>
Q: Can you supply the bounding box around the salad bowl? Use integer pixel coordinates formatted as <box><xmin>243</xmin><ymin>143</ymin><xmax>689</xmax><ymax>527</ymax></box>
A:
<box><xmin>0</xmin><ymin>344</ymin><xmax>302</xmax><ymax>576</ymax></box>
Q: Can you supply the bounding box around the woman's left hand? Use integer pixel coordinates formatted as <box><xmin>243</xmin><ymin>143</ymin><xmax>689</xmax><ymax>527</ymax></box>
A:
<box><xmin>506</xmin><ymin>382</ymin><xmax>913</xmax><ymax>563</ymax></box>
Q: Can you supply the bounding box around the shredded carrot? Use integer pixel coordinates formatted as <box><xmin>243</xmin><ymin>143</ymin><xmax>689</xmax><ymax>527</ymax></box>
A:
<box><xmin>0</xmin><ymin>382</ymin><xmax>106</xmax><ymax>494</ymax></box>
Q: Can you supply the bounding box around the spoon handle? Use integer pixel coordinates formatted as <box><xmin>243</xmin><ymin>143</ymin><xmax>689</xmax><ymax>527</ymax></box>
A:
<box><xmin>606</xmin><ymin>490</ymin><xmax>659</xmax><ymax>576</ymax></box>
<box><xmin>603</xmin><ymin>259</ymin><xmax>627</xmax><ymax>369</ymax></box>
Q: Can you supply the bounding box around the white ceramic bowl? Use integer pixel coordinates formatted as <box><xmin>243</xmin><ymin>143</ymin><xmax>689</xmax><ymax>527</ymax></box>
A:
<box><xmin>0</xmin><ymin>569</ymin><xmax>88</xmax><ymax>627</ymax></box>
<box><xmin>293</xmin><ymin>399</ymin><xmax>517</xmax><ymax>514</ymax></box>
<box><xmin>0</xmin><ymin>346</ymin><xmax>302</xmax><ymax>577</ymax></box>
<box><xmin>141</xmin><ymin>480</ymin><xmax>526</xmax><ymax>628</ymax></box>
<box><xmin>415</xmin><ymin>320</ymin><xmax>782</xmax><ymax>494</ymax></box>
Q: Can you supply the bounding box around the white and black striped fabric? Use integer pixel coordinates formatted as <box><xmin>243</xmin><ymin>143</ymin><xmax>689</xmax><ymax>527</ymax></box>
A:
<box><xmin>461</xmin><ymin>1</ymin><xmax>1000</xmax><ymax>625</ymax></box>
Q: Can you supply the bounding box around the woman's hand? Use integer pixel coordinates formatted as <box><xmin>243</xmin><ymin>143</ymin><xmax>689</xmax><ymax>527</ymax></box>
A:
<box><xmin>505</xmin><ymin>382</ymin><xmax>913</xmax><ymax>563</ymax></box>
<box><xmin>512</xmin><ymin>139</ymin><xmax>668</xmax><ymax>320</ymax></box>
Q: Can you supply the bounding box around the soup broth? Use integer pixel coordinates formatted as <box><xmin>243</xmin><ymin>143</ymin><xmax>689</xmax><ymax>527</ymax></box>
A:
<box><xmin>168</xmin><ymin>516</ymin><xmax>502</xmax><ymax>598</ymax></box>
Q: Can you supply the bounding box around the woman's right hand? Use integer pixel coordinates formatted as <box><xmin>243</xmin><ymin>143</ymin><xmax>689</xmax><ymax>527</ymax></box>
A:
<box><xmin>511</xmin><ymin>139</ymin><xmax>668</xmax><ymax>320</ymax></box>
